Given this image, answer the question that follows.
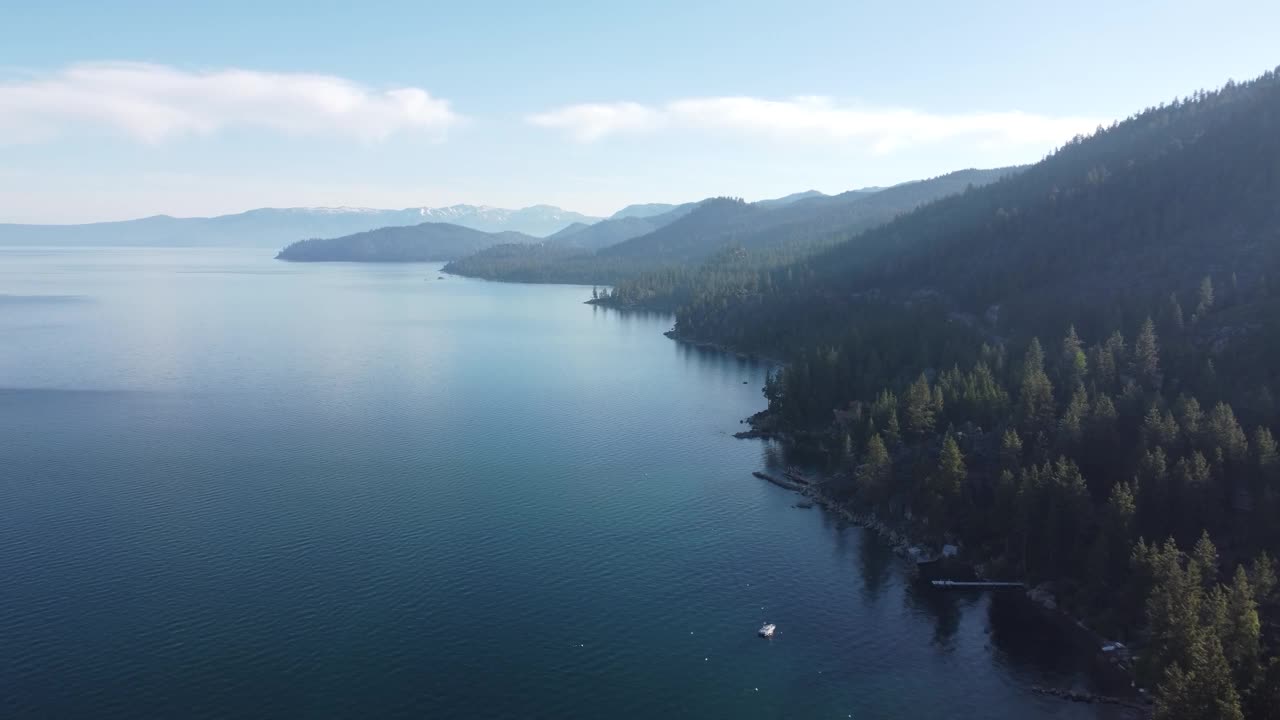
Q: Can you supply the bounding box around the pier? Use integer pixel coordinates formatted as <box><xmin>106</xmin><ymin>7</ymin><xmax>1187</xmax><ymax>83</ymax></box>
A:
<box><xmin>930</xmin><ymin>580</ymin><xmax>1025</xmax><ymax>590</ymax></box>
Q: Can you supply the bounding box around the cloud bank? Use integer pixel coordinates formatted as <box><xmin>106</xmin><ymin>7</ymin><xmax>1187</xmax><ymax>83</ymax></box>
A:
<box><xmin>529</xmin><ymin>96</ymin><xmax>1099</xmax><ymax>152</ymax></box>
<box><xmin>0</xmin><ymin>62</ymin><xmax>459</xmax><ymax>143</ymax></box>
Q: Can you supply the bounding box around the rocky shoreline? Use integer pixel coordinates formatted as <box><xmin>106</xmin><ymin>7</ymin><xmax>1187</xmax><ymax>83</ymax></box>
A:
<box><xmin>662</xmin><ymin>329</ymin><xmax>786</xmax><ymax>366</ymax></box>
<box><xmin>749</xmin><ymin>451</ymin><xmax>1149</xmax><ymax>716</ymax></box>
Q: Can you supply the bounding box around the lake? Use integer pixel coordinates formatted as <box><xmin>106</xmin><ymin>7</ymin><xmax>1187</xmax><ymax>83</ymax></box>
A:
<box><xmin>0</xmin><ymin>248</ymin><xmax>1123</xmax><ymax>718</ymax></box>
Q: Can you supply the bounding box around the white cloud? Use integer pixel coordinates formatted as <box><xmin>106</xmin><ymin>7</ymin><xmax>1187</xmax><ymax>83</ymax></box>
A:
<box><xmin>529</xmin><ymin>96</ymin><xmax>1099</xmax><ymax>153</ymax></box>
<box><xmin>527</xmin><ymin>102</ymin><xmax>665</xmax><ymax>142</ymax></box>
<box><xmin>0</xmin><ymin>62</ymin><xmax>460</xmax><ymax>143</ymax></box>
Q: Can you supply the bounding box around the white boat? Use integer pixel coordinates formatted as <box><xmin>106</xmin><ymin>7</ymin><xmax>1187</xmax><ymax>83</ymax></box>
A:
<box><xmin>758</xmin><ymin>623</ymin><xmax>776</xmax><ymax>638</ymax></box>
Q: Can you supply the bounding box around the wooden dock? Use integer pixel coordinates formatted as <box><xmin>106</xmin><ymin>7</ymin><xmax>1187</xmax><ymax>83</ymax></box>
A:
<box><xmin>930</xmin><ymin>580</ymin><xmax>1025</xmax><ymax>590</ymax></box>
<box><xmin>752</xmin><ymin>471</ymin><xmax>806</xmax><ymax>492</ymax></box>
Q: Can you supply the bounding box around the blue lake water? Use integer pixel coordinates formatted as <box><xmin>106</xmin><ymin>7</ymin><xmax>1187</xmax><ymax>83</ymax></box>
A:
<box><xmin>0</xmin><ymin>248</ymin><xmax>1122</xmax><ymax>718</ymax></box>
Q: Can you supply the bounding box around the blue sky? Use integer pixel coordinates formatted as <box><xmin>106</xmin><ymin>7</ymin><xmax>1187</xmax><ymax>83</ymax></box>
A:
<box><xmin>2</xmin><ymin>0</ymin><xmax>1277</xmax><ymax>223</ymax></box>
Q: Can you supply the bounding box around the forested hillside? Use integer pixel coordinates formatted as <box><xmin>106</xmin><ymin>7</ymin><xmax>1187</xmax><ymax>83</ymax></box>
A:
<box><xmin>597</xmin><ymin>168</ymin><xmax>1018</xmax><ymax>310</ymax></box>
<box><xmin>676</xmin><ymin>68</ymin><xmax>1280</xmax><ymax>719</ymax></box>
<box><xmin>446</xmin><ymin>169</ymin><xmax>1014</xmax><ymax>287</ymax></box>
<box><xmin>275</xmin><ymin>222</ymin><xmax>537</xmax><ymax>262</ymax></box>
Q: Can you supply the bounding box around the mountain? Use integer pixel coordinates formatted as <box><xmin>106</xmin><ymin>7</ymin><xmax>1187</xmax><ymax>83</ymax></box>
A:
<box><xmin>593</xmin><ymin>169</ymin><xmax>1017</xmax><ymax>311</ymax></box>
<box><xmin>596</xmin><ymin>197</ymin><xmax>760</xmax><ymax>262</ymax></box>
<box><xmin>447</xmin><ymin>169</ymin><xmax>1016</xmax><ymax>286</ymax></box>
<box><xmin>675</xmin><ymin>69</ymin><xmax>1280</xmax><ymax>357</ymax></box>
<box><xmin>609</xmin><ymin>203</ymin><xmax>681</xmax><ymax>220</ymax></box>
<box><xmin>414</xmin><ymin>204</ymin><xmax>601</xmax><ymax>236</ymax></box>
<box><xmin>549</xmin><ymin>203</ymin><xmax>697</xmax><ymax>252</ymax></box>
<box><xmin>604</xmin><ymin>173</ymin><xmax>1001</xmax><ymax>263</ymax></box>
<box><xmin>753</xmin><ymin>190</ymin><xmax>828</xmax><ymax>209</ymax></box>
<box><xmin>608</xmin><ymin>190</ymin><xmax>826</xmax><ymax>221</ymax></box>
<box><xmin>275</xmin><ymin>222</ymin><xmax>537</xmax><ymax>262</ymax></box>
<box><xmin>547</xmin><ymin>222</ymin><xmax>591</xmax><ymax>241</ymax></box>
<box><xmin>0</xmin><ymin>204</ymin><xmax>598</xmax><ymax>248</ymax></box>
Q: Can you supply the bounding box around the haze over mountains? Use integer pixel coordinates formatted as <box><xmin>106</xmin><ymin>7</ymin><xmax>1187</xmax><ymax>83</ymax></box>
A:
<box><xmin>440</xmin><ymin>169</ymin><xmax>1015</xmax><ymax>285</ymax></box>
<box><xmin>0</xmin><ymin>204</ymin><xmax>600</xmax><ymax>248</ymax></box>
<box><xmin>274</xmin><ymin>186</ymin><xmax>894</xmax><ymax>265</ymax></box>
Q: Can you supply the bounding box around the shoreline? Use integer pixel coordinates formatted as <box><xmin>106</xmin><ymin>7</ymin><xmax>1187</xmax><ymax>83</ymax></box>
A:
<box><xmin>750</xmin><ymin>441</ymin><xmax>1148</xmax><ymax>715</ymax></box>
<box><xmin>662</xmin><ymin>328</ymin><xmax>788</xmax><ymax>366</ymax></box>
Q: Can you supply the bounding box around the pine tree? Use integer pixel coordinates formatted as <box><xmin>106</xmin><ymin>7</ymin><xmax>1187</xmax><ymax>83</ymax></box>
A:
<box><xmin>1153</xmin><ymin>635</ymin><xmax>1244</xmax><ymax>720</ymax></box>
<box><xmin>1192</xmin><ymin>531</ymin><xmax>1220</xmax><ymax>589</ymax></box>
<box><xmin>1092</xmin><ymin>343</ymin><xmax>1117</xmax><ymax>390</ymax></box>
<box><xmin>1222</xmin><ymin>566</ymin><xmax>1261</xmax><ymax>692</ymax></box>
<box><xmin>1177</xmin><ymin>396</ymin><xmax>1205</xmax><ymax>445</ymax></box>
<box><xmin>1095</xmin><ymin>330</ymin><xmax>1127</xmax><ymax>391</ymax></box>
<box><xmin>1106</xmin><ymin>480</ymin><xmax>1137</xmax><ymax>539</ymax></box>
<box><xmin>1141</xmin><ymin>538</ymin><xmax>1203</xmax><ymax>683</ymax></box>
<box><xmin>904</xmin><ymin>373</ymin><xmax>936</xmax><ymax>437</ymax></box>
<box><xmin>1143</xmin><ymin>406</ymin><xmax>1180</xmax><ymax>449</ymax></box>
<box><xmin>1058</xmin><ymin>384</ymin><xmax>1089</xmax><ymax>446</ymax></box>
<box><xmin>1138</xmin><ymin>447</ymin><xmax>1171</xmax><ymax>537</ymax></box>
<box><xmin>1019</xmin><ymin>338</ymin><xmax>1056</xmax><ymax>440</ymax></box>
<box><xmin>1087</xmin><ymin>394</ymin><xmax>1119</xmax><ymax>445</ymax></box>
<box><xmin>1202</xmin><ymin>585</ymin><xmax>1228</xmax><ymax>639</ymax></box>
<box><xmin>1195</xmin><ymin>275</ymin><xmax>1215</xmax><ymax>321</ymax></box>
<box><xmin>1134</xmin><ymin>317</ymin><xmax>1162</xmax><ymax>389</ymax></box>
<box><xmin>1100</xmin><ymin>480</ymin><xmax>1137</xmax><ymax>588</ymax></box>
<box><xmin>1206</xmin><ymin>403</ymin><xmax>1249</xmax><ymax>464</ymax></box>
<box><xmin>1166</xmin><ymin>292</ymin><xmax>1185</xmax><ymax>331</ymax></box>
<box><xmin>937</xmin><ymin>432</ymin><xmax>966</xmax><ymax>499</ymax></box>
<box><xmin>1061</xmin><ymin>325</ymin><xmax>1087</xmax><ymax>388</ymax></box>
<box><xmin>1250</xmin><ymin>553</ymin><xmax>1277</xmax><ymax>608</ymax></box>
<box><xmin>871</xmin><ymin>390</ymin><xmax>901</xmax><ymax>447</ymax></box>
<box><xmin>884</xmin><ymin>407</ymin><xmax>901</xmax><ymax>448</ymax></box>
<box><xmin>1000</xmin><ymin>429</ymin><xmax>1023</xmax><ymax>473</ymax></box>
<box><xmin>1252</xmin><ymin>426</ymin><xmax>1277</xmax><ymax>496</ymax></box>
<box><xmin>857</xmin><ymin>433</ymin><xmax>892</xmax><ymax>505</ymax></box>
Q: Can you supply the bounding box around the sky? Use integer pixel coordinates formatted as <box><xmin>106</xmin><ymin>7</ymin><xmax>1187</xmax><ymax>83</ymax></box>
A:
<box><xmin>2</xmin><ymin>0</ymin><xmax>1278</xmax><ymax>223</ymax></box>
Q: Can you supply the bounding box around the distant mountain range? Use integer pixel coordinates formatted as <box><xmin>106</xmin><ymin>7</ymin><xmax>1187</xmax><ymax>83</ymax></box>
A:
<box><xmin>440</xmin><ymin>169</ymin><xmax>1018</xmax><ymax>285</ymax></box>
<box><xmin>271</xmin><ymin>188</ymin><xmax>840</xmax><ymax>265</ymax></box>
<box><xmin>0</xmin><ymin>183</ymin><xmax>960</xmax><ymax>263</ymax></box>
<box><xmin>0</xmin><ymin>204</ymin><xmax>601</xmax><ymax>248</ymax></box>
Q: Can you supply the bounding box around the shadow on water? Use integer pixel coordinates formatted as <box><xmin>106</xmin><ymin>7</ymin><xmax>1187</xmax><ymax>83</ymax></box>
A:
<box><xmin>588</xmin><ymin>303</ymin><xmax>674</xmax><ymax>322</ymax></box>
<box><xmin>987</xmin><ymin>592</ymin><xmax>1087</xmax><ymax>677</ymax></box>
<box><xmin>856</xmin><ymin>527</ymin><xmax>893</xmax><ymax>602</ymax></box>
<box><xmin>904</xmin><ymin>579</ymin><xmax>966</xmax><ymax>649</ymax></box>
<box><xmin>673</xmin><ymin>338</ymin><xmax>773</xmax><ymax>380</ymax></box>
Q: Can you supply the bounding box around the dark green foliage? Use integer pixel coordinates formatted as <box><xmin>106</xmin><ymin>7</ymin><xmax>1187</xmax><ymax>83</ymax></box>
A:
<box><xmin>905</xmin><ymin>373</ymin><xmax>938</xmax><ymax>438</ymax></box>
<box><xmin>1018</xmin><ymin>338</ymin><xmax>1056</xmax><ymax>445</ymax></box>
<box><xmin>855</xmin><ymin>433</ymin><xmax>892</xmax><ymax>506</ymax></box>
<box><xmin>1152</xmin><ymin>635</ymin><xmax>1243</xmax><ymax>720</ymax></box>
<box><xmin>1134</xmin><ymin>317</ymin><xmax>1162</xmax><ymax>390</ymax></box>
<box><xmin>672</xmin><ymin>68</ymin><xmax>1280</xmax><ymax>407</ymax></box>
<box><xmin>1224</xmin><ymin>567</ymin><xmax>1262</xmax><ymax>692</ymax></box>
<box><xmin>935</xmin><ymin>433</ymin><xmax>967</xmax><ymax>503</ymax></box>
<box><xmin>669</xmin><ymin>68</ymin><xmax>1280</xmax><ymax>702</ymax></box>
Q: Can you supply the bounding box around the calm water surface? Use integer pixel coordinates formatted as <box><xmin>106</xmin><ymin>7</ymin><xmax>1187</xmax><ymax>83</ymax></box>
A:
<box><xmin>0</xmin><ymin>248</ymin><xmax>1123</xmax><ymax>718</ymax></box>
